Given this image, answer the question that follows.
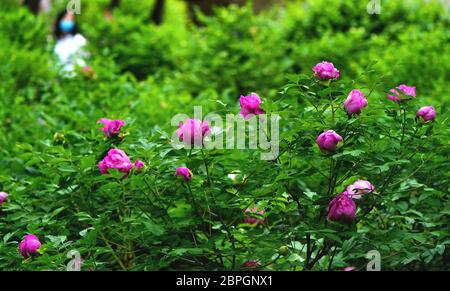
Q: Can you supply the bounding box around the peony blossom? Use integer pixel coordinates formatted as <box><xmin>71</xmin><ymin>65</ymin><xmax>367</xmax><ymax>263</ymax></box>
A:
<box><xmin>345</xmin><ymin>179</ymin><xmax>375</xmax><ymax>199</ymax></box>
<box><xmin>176</xmin><ymin>118</ymin><xmax>211</xmax><ymax>145</ymax></box>
<box><xmin>387</xmin><ymin>84</ymin><xmax>416</xmax><ymax>103</ymax></box>
<box><xmin>316</xmin><ymin>130</ymin><xmax>343</xmax><ymax>152</ymax></box>
<box><xmin>134</xmin><ymin>160</ymin><xmax>145</xmax><ymax>170</ymax></box>
<box><xmin>313</xmin><ymin>61</ymin><xmax>340</xmax><ymax>80</ymax></box>
<box><xmin>243</xmin><ymin>260</ymin><xmax>261</xmax><ymax>268</ymax></box>
<box><xmin>327</xmin><ymin>192</ymin><xmax>356</xmax><ymax>223</ymax></box>
<box><xmin>20</xmin><ymin>234</ymin><xmax>41</xmax><ymax>258</ymax></box>
<box><xmin>98</xmin><ymin>148</ymin><xmax>141</xmax><ymax>175</ymax></box>
<box><xmin>416</xmin><ymin>106</ymin><xmax>436</xmax><ymax>122</ymax></box>
<box><xmin>239</xmin><ymin>93</ymin><xmax>265</xmax><ymax>119</ymax></box>
<box><xmin>175</xmin><ymin>167</ymin><xmax>192</xmax><ymax>181</ymax></box>
<box><xmin>98</xmin><ymin>118</ymin><xmax>125</xmax><ymax>138</ymax></box>
<box><xmin>0</xmin><ymin>192</ymin><xmax>8</xmax><ymax>205</ymax></box>
<box><xmin>344</xmin><ymin>90</ymin><xmax>368</xmax><ymax>115</ymax></box>
<box><xmin>344</xmin><ymin>266</ymin><xmax>356</xmax><ymax>271</ymax></box>
<box><xmin>243</xmin><ymin>206</ymin><xmax>265</xmax><ymax>225</ymax></box>
<box><xmin>82</xmin><ymin>66</ymin><xmax>95</xmax><ymax>78</ymax></box>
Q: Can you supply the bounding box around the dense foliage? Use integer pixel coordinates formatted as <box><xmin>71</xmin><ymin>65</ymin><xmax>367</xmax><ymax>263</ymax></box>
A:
<box><xmin>0</xmin><ymin>0</ymin><xmax>448</xmax><ymax>270</ymax></box>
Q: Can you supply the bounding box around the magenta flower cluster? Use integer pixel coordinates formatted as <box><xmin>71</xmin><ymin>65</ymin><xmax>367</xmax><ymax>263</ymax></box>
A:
<box><xmin>313</xmin><ymin>61</ymin><xmax>340</xmax><ymax>80</ymax></box>
<box><xmin>0</xmin><ymin>192</ymin><xmax>8</xmax><ymax>205</ymax></box>
<box><xmin>327</xmin><ymin>192</ymin><xmax>356</xmax><ymax>223</ymax></box>
<box><xmin>387</xmin><ymin>84</ymin><xmax>416</xmax><ymax>103</ymax></box>
<box><xmin>416</xmin><ymin>106</ymin><xmax>436</xmax><ymax>122</ymax></box>
<box><xmin>20</xmin><ymin>234</ymin><xmax>41</xmax><ymax>258</ymax></box>
<box><xmin>97</xmin><ymin>117</ymin><xmax>144</xmax><ymax>176</ymax></box>
<box><xmin>98</xmin><ymin>148</ymin><xmax>144</xmax><ymax>175</ymax></box>
<box><xmin>344</xmin><ymin>90</ymin><xmax>368</xmax><ymax>115</ymax></box>
<box><xmin>176</xmin><ymin>118</ymin><xmax>211</xmax><ymax>145</ymax></box>
<box><xmin>175</xmin><ymin>167</ymin><xmax>192</xmax><ymax>181</ymax></box>
<box><xmin>243</xmin><ymin>206</ymin><xmax>266</xmax><ymax>225</ymax></box>
<box><xmin>327</xmin><ymin>179</ymin><xmax>375</xmax><ymax>223</ymax></box>
<box><xmin>239</xmin><ymin>93</ymin><xmax>265</xmax><ymax>119</ymax></box>
<box><xmin>316</xmin><ymin>130</ymin><xmax>343</xmax><ymax>152</ymax></box>
<box><xmin>98</xmin><ymin>118</ymin><xmax>125</xmax><ymax>138</ymax></box>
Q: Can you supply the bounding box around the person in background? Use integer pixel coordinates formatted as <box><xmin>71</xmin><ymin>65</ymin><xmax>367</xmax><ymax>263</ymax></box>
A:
<box><xmin>53</xmin><ymin>10</ymin><xmax>88</xmax><ymax>74</ymax></box>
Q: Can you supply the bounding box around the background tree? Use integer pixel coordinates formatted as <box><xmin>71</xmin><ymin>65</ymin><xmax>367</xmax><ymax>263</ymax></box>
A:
<box><xmin>23</xmin><ymin>0</ymin><xmax>40</xmax><ymax>14</ymax></box>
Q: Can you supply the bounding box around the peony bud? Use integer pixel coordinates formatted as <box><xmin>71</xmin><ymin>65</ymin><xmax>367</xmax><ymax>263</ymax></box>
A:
<box><xmin>82</xmin><ymin>66</ymin><xmax>95</xmax><ymax>78</ymax></box>
<box><xmin>243</xmin><ymin>260</ymin><xmax>261</xmax><ymax>268</ymax></box>
<box><xmin>387</xmin><ymin>84</ymin><xmax>416</xmax><ymax>103</ymax></box>
<box><xmin>243</xmin><ymin>206</ymin><xmax>265</xmax><ymax>225</ymax></box>
<box><xmin>239</xmin><ymin>93</ymin><xmax>265</xmax><ymax>119</ymax></box>
<box><xmin>0</xmin><ymin>192</ymin><xmax>8</xmax><ymax>205</ymax></box>
<box><xmin>344</xmin><ymin>266</ymin><xmax>356</xmax><ymax>271</ymax></box>
<box><xmin>327</xmin><ymin>192</ymin><xmax>356</xmax><ymax>223</ymax></box>
<box><xmin>344</xmin><ymin>90</ymin><xmax>368</xmax><ymax>115</ymax></box>
<box><xmin>316</xmin><ymin>130</ymin><xmax>343</xmax><ymax>152</ymax></box>
<box><xmin>176</xmin><ymin>118</ymin><xmax>211</xmax><ymax>146</ymax></box>
<box><xmin>98</xmin><ymin>118</ymin><xmax>125</xmax><ymax>138</ymax></box>
<box><xmin>19</xmin><ymin>234</ymin><xmax>41</xmax><ymax>258</ymax></box>
<box><xmin>98</xmin><ymin>148</ymin><xmax>141</xmax><ymax>175</ymax></box>
<box><xmin>134</xmin><ymin>160</ymin><xmax>145</xmax><ymax>170</ymax></box>
<box><xmin>53</xmin><ymin>132</ymin><xmax>65</xmax><ymax>143</ymax></box>
<box><xmin>175</xmin><ymin>167</ymin><xmax>192</xmax><ymax>181</ymax></box>
<box><xmin>416</xmin><ymin>106</ymin><xmax>436</xmax><ymax>122</ymax></box>
<box><xmin>313</xmin><ymin>61</ymin><xmax>340</xmax><ymax>80</ymax></box>
<box><xmin>279</xmin><ymin>246</ymin><xmax>289</xmax><ymax>255</ymax></box>
<box><xmin>345</xmin><ymin>179</ymin><xmax>375</xmax><ymax>199</ymax></box>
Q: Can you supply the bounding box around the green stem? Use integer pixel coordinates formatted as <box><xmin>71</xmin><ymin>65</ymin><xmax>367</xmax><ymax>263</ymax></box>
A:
<box><xmin>201</xmin><ymin>149</ymin><xmax>212</xmax><ymax>185</ymax></box>
<box><xmin>186</xmin><ymin>182</ymin><xmax>202</xmax><ymax>218</ymax></box>
<box><xmin>328</xmin><ymin>246</ymin><xmax>338</xmax><ymax>271</ymax></box>
<box><xmin>99</xmin><ymin>232</ymin><xmax>127</xmax><ymax>270</ymax></box>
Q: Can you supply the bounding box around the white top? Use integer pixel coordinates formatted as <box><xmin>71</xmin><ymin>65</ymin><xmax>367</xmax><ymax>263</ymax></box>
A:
<box><xmin>54</xmin><ymin>33</ymin><xmax>88</xmax><ymax>73</ymax></box>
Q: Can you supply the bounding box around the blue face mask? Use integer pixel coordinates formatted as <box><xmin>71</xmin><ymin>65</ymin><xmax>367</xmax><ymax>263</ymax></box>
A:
<box><xmin>59</xmin><ymin>20</ymin><xmax>75</xmax><ymax>33</ymax></box>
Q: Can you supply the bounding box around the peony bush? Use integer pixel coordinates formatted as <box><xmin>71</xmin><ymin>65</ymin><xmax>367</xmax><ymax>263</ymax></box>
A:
<box><xmin>1</xmin><ymin>58</ymin><xmax>447</xmax><ymax>270</ymax></box>
<box><xmin>0</xmin><ymin>1</ymin><xmax>448</xmax><ymax>271</ymax></box>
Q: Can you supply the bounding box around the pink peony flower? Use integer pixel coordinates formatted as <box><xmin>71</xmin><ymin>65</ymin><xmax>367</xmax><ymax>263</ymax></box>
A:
<box><xmin>416</xmin><ymin>106</ymin><xmax>436</xmax><ymax>122</ymax></box>
<box><xmin>0</xmin><ymin>192</ymin><xmax>8</xmax><ymax>205</ymax></box>
<box><xmin>239</xmin><ymin>93</ymin><xmax>265</xmax><ymax>119</ymax></box>
<box><xmin>243</xmin><ymin>260</ymin><xmax>261</xmax><ymax>268</ymax></box>
<box><xmin>243</xmin><ymin>206</ymin><xmax>265</xmax><ymax>225</ymax></box>
<box><xmin>19</xmin><ymin>234</ymin><xmax>41</xmax><ymax>258</ymax></box>
<box><xmin>98</xmin><ymin>118</ymin><xmax>125</xmax><ymax>138</ymax></box>
<box><xmin>387</xmin><ymin>84</ymin><xmax>416</xmax><ymax>103</ymax></box>
<box><xmin>82</xmin><ymin>66</ymin><xmax>95</xmax><ymax>78</ymax></box>
<box><xmin>134</xmin><ymin>160</ymin><xmax>145</xmax><ymax>170</ymax></box>
<box><xmin>344</xmin><ymin>90</ymin><xmax>368</xmax><ymax>115</ymax></box>
<box><xmin>313</xmin><ymin>61</ymin><xmax>340</xmax><ymax>80</ymax></box>
<box><xmin>98</xmin><ymin>148</ymin><xmax>141</xmax><ymax>175</ymax></box>
<box><xmin>176</xmin><ymin>118</ymin><xmax>211</xmax><ymax>145</ymax></box>
<box><xmin>344</xmin><ymin>266</ymin><xmax>356</xmax><ymax>271</ymax></box>
<box><xmin>327</xmin><ymin>192</ymin><xmax>356</xmax><ymax>223</ymax></box>
<box><xmin>175</xmin><ymin>167</ymin><xmax>192</xmax><ymax>181</ymax></box>
<box><xmin>316</xmin><ymin>130</ymin><xmax>343</xmax><ymax>152</ymax></box>
<box><xmin>345</xmin><ymin>179</ymin><xmax>375</xmax><ymax>199</ymax></box>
